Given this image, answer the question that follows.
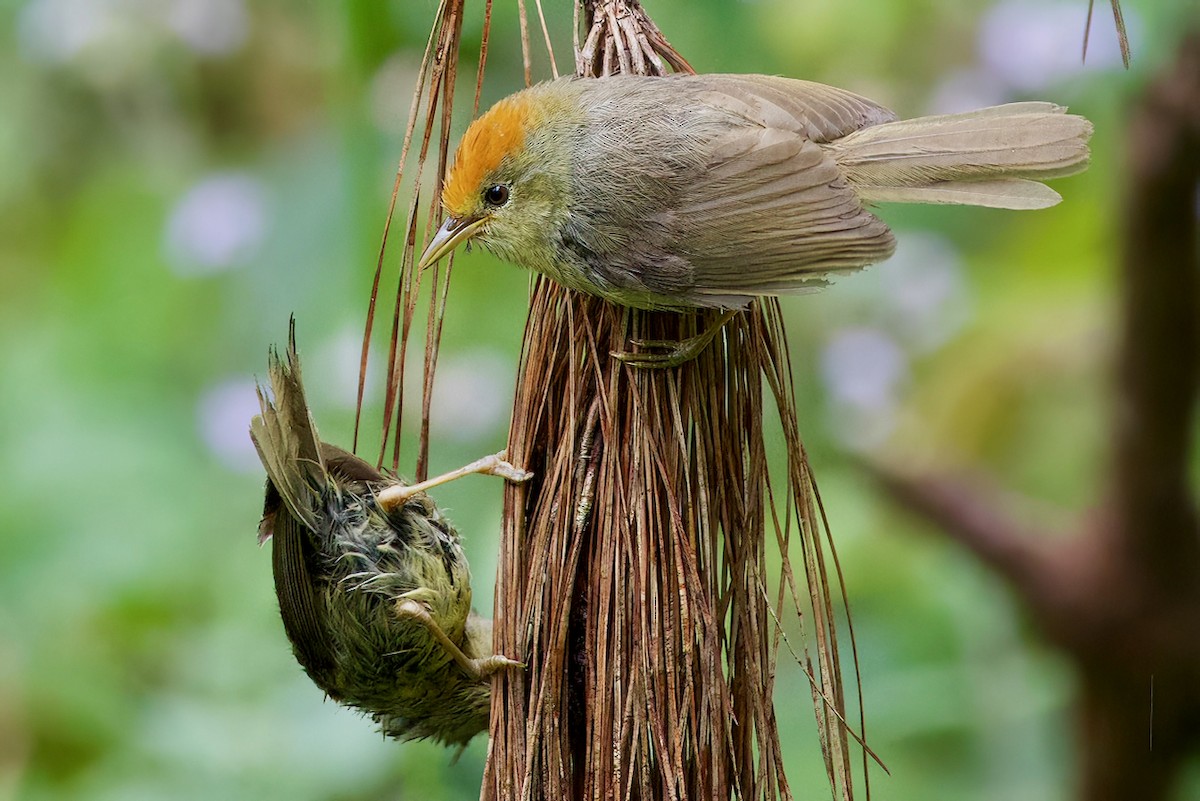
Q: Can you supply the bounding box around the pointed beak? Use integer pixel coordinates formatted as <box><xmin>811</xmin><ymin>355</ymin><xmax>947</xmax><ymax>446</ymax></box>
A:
<box><xmin>417</xmin><ymin>215</ymin><xmax>489</xmax><ymax>271</ymax></box>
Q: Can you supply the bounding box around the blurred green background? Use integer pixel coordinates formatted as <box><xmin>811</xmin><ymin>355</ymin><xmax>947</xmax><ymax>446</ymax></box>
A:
<box><xmin>0</xmin><ymin>0</ymin><xmax>1195</xmax><ymax>799</ymax></box>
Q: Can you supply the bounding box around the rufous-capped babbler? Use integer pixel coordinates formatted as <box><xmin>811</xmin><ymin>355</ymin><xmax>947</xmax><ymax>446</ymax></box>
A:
<box><xmin>419</xmin><ymin>74</ymin><xmax>1091</xmax><ymax>361</ymax></box>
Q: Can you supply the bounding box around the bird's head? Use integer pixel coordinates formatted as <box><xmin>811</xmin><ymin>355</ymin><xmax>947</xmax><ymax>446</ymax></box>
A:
<box><xmin>418</xmin><ymin>87</ymin><xmax>577</xmax><ymax>273</ymax></box>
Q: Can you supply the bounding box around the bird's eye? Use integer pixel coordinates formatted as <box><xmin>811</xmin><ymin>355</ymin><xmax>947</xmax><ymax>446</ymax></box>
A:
<box><xmin>483</xmin><ymin>184</ymin><xmax>510</xmax><ymax>207</ymax></box>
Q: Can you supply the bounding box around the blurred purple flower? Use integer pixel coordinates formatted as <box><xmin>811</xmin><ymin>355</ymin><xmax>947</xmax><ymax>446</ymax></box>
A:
<box><xmin>301</xmin><ymin>326</ymin><xmax>384</xmax><ymax>412</ymax></box>
<box><xmin>197</xmin><ymin>377</ymin><xmax>262</xmax><ymax>473</ymax></box>
<box><xmin>18</xmin><ymin>0</ymin><xmax>121</xmax><ymax>64</ymax></box>
<box><xmin>166</xmin><ymin>0</ymin><xmax>249</xmax><ymax>56</ymax></box>
<box><xmin>880</xmin><ymin>233</ymin><xmax>971</xmax><ymax>353</ymax></box>
<box><xmin>19</xmin><ymin>0</ymin><xmax>248</xmax><ymax>66</ymax></box>
<box><xmin>979</xmin><ymin>0</ymin><xmax>1130</xmax><ymax>92</ymax></box>
<box><xmin>822</xmin><ymin>231</ymin><xmax>971</xmax><ymax>354</ymax></box>
<box><xmin>369</xmin><ymin>54</ymin><xmax>421</xmax><ymax>135</ymax></box>
<box><xmin>165</xmin><ymin>173</ymin><xmax>268</xmax><ymax>276</ymax></box>
<box><xmin>820</xmin><ymin>327</ymin><xmax>909</xmax><ymax>450</ymax></box>
<box><xmin>429</xmin><ymin>351</ymin><xmax>512</xmax><ymax>443</ymax></box>
<box><xmin>928</xmin><ymin>68</ymin><xmax>1011</xmax><ymax>115</ymax></box>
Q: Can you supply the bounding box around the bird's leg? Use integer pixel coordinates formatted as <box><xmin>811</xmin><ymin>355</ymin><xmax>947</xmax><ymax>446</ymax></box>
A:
<box><xmin>613</xmin><ymin>309</ymin><xmax>740</xmax><ymax>369</ymax></box>
<box><xmin>376</xmin><ymin>450</ymin><xmax>532</xmax><ymax>512</ymax></box>
<box><xmin>394</xmin><ymin>596</ymin><xmax>524</xmax><ymax>681</ymax></box>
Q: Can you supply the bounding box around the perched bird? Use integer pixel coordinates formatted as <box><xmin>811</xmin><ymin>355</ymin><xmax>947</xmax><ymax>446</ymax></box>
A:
<box><xmin>250</xmin><ymin>322</ymin><xmax>528</xmax><ymax>745</ymax></box>
<box><xmin>420</xmin><ymin>74</ymin><xmax>1093</xmax><ymax>312</ymax></box>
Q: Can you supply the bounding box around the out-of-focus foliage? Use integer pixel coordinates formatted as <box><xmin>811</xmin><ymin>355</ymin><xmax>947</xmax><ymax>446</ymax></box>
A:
<box><xmin>0</xmin><ymin>1</ymin><xmax>1193</xmax><ymax>799</ymax></box>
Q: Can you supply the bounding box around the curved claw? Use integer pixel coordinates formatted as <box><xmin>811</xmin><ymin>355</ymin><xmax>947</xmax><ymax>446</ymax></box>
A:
<box><xmin>611</xmin><ymin>346</ymin><xmax>697</xmax><ymax>369</ymax></box>
<box><xmin>485</xmin><ymin>450</ymin><xmax>534</xmax><ymax>483</ymax></box>
<box><xmin>470</xmin><ymin>654</ymin><xmax>526</xmax><ymax>678</ymax></box>
<box><xmin>628</xmin><ymin>337</ymin><xmax>681</xmax><ymax>349</ymax></box>
<box><xmin>611</xmin><ymin>310</ymin><xmax>740</xmax><ymax>369</ymax></box>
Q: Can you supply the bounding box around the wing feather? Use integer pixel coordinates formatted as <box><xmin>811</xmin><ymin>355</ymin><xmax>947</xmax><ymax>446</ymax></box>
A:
<box><xmin>671</xmin><ymin>127</ymin><xmax>895</xmax><ymax>297</ymax></box>
<box><xmin>565</xmin><ymin>75</ymin><xmax>903</xmax><ymax>307</ymax></box>
<box><xmin>691</xmin><ymin>75</ymin><xmax>898</xmax><ymax>141</ymax></box>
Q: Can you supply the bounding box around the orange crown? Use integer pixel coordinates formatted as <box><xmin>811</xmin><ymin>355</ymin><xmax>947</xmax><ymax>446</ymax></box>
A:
<box><xmin>443</xmin><ymin>95</ymin><xmax>534</xmax><ymax>216</ymax></box>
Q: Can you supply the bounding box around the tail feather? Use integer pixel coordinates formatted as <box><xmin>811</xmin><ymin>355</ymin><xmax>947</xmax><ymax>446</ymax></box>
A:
<box><xmin>249</xmin><ymin>317</ymin><xmax>325</xmax><ymax>532</ymax></box>
<box><xmin>829</xmin><ymin>102</ymin><xmax>1093</xmax><ymax>210</ymax></box>
<box><xmin>860</xmin><ymin>178</ymin><xmax>1063</xmax><ymax>210</ymax></box>
<box><xmin>249</xmin><ymin>320</ymin><xmax>341</xmax><ymax>683</ymax></box>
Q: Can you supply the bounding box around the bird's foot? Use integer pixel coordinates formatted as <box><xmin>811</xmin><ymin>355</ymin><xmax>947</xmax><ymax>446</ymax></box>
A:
<box><xmin>612</xmin><ymin>310</ymin><xmax>739</xmax><ymax>369</ymax></box>
<box><xmin>472</xmin><ymin>450</ymin><xmax>534</xmax><ymax>483</ymax></box>
<box><xmin>467</xmin><ymin>654</ymin><xmax>526</xmax><ymax>679</ymax></box>
<box><xmin>394</xmin><ymin>597</ymin><xmax>524</xmax><ymax>681</ymax></box>
<box><xmin>377</xmin><ymin>451</ymin><xmax>533</xmax><ymax>511</ymax></box>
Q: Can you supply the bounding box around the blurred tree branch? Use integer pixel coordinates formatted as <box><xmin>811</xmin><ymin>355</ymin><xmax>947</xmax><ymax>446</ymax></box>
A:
<box><xmin>866</xmin><ymin>30</ymin><xmax>1200</xmax><ymax>801</ymax></box>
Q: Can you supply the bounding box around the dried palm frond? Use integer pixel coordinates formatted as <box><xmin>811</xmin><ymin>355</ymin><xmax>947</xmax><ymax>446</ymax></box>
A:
<box><xmin>486</xmin><ymin>294</ymin><xmax>875</xmax><ymax>801</ymax></box>
<box><xmin>481</xmin><ymin>2</ymin><xmax>869</xmax><ymax>799</ymax></box>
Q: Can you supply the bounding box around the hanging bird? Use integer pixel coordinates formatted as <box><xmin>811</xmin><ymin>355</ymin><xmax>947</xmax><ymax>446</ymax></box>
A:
<box><xmin>250</xmin><ymin>321</ymin><xmax>528</xmax><ymax>745</ymax></box>
<box><xmin>418</xmin><ymin>74</ymin><xmax>1092</xmax><ymax>362</ymax></box>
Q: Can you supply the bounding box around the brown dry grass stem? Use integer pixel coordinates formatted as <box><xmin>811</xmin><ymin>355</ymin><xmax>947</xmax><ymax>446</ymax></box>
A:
<box><xmin>1084</xmin><ymin>0</ymin><xmax>1131</xmax><ymax>68</ymax></box>
<box><xmin>354</xmin><ymin>0</ymin><xmax>485</xmax><ymax>480</ymax></box>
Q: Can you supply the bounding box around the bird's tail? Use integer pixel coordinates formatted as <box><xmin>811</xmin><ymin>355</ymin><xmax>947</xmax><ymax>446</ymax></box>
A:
<box><xmin>250</xmin><ymin>319</ymin><xmax>341</xmax><ymax>683</ymax></box>
<box><xmin>250</xmin><ymin>317</ymin><xmax>326</xmax><ymax>540</ymax></box>
<box><xmin>827</xmin><ymin>102</ymin><xmax>1093</xmax><ymax>210</ymax></box>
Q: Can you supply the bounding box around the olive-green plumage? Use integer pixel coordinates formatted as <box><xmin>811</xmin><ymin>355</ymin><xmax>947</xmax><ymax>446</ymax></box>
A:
<box><xmin>423</xmin><ymin>74</ymin><xmax>1094</xmax><ymax>309</ymax></box>
<box><xmin>250</xmin><ymin>324</ymin><xmax>510</xmax><ymax>746</ymax></box>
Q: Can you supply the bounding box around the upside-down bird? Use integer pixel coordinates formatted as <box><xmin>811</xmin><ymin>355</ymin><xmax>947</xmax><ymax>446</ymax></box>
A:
<box><xmin>250</xmin><ymin>322</ymin><xmax>529</xmax><ymax>745</ymax></box>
